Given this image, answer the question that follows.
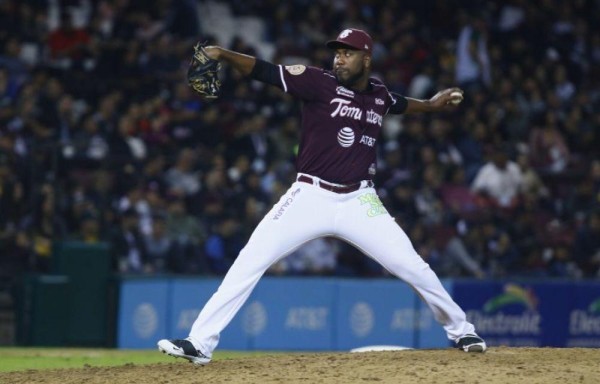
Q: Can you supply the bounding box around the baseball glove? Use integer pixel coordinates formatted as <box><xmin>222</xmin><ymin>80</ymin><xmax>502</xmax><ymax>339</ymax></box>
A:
<box><xmin>187</xmin><ymin>42</ymin><xmax>221</xmax><ymax>99</ymax></box>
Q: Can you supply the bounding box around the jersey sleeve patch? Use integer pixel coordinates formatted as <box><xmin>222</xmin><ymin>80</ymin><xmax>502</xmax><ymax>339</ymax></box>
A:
<box><xmin>285</xmin><ymin>65</ymin><xmax>307</xmax><ymax>75</ymax></box>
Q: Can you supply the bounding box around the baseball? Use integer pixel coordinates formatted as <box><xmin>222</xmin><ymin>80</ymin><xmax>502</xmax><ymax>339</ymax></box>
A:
<box><xmin>449</xmin><ymin>91</ymin><xmax>463</xmax><ymax>105</ymax></box>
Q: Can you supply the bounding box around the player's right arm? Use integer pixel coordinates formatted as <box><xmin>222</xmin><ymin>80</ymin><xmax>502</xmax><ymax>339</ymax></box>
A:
<box><xmin>203</xmin><ymin>46</ymin><xmax>318</xmax><ymax>100</ymax></box>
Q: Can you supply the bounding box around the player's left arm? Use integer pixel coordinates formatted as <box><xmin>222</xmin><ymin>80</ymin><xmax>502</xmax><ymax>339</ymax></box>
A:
<box><xmin>202</xmin><ymin>46</ymin><xmax>315</xmax><ymax>99</ymax></box>
<box><xmin>388</xmin><ymin>88</ymin><xmax>464</xmax><ymax>114</ymax></box>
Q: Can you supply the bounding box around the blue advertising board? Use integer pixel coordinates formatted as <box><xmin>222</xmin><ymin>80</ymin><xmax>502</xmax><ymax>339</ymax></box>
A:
<box><xmin>415</xmin><ymin>279</ymin><xmax>453</xmax><ymax>348</ymax></box>
<box><xmin>250</xmin><ymin>278</ymin><xmax>336</xmax><ymax>350</ymax></box>
<box><xmin>117</xmin><ymin>277</ymin><xmax>453</xmax><ymax>350</ymax></box>
<box><xmin>117</xmin><ymin>277</ymin><xmax>600</xmax><ymax>350</ymax></box>
<box><xmin>168</xmin><ymin>279</ymin><xmax>250</xmax><ymax>350</ymax></box>
<box><xmin>566</xmin><ymin>282</ymin><xmax>600</xmax><ymax>347</ymax></box>
<box><xmin>117</xmin><ymin>279</ymin><xmax>170</xmax><ymax>348</ymax></box>
<box><xmin>453</xmin><ymin>281</ymin><xmax>571</xmax><ymax>347</ymax></box>
<box><xmin>335</xmin><ymin>280</ymin><xmax>416</xmax><ymax>350</ymax></box>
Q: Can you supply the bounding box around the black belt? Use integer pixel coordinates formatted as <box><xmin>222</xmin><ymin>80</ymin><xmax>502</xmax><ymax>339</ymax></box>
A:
<box><xmin>297</xmin><ymin>175</ymin><xmax>374</xmax><ymax>194</ymax></box>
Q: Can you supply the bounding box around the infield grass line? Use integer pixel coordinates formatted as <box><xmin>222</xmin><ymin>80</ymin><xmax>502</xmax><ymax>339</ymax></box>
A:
<box><xmin>0</xmin><ymin>348</ymin><xmax>265</xmax><ymax>372</ymax></box>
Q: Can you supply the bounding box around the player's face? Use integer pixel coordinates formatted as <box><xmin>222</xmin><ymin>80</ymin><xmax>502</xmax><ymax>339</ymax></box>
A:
<box><xmin>333</xmin><ymin>49</ymin><xmax>370</xmax><ymax>88</ymax></box>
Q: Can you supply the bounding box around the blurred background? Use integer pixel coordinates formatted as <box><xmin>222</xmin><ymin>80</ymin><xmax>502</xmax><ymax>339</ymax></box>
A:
<box><xmin>0</xmin><ymin>0</ymin><xmax>599</xmax><ymax>350</ymax></box>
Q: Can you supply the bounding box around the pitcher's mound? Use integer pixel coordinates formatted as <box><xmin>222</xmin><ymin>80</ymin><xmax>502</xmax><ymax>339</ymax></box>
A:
<box><xmin>2</xmin><ymin>347</ymin><xmax>599</xmax><ymax>384</ymax></box>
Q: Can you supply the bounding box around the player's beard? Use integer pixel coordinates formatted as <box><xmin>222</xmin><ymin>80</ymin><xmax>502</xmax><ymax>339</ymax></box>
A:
<box><xmin>336</xmin><ymin>65</ymin><xmax>365</xmax><ymax>89</ymax></box>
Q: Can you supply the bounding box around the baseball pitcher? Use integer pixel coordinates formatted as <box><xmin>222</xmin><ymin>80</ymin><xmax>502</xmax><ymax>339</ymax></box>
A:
<box><xmin>158</xmin><ymin>28</ymin><xmax>486</xmax><ymax>364</ymax></box>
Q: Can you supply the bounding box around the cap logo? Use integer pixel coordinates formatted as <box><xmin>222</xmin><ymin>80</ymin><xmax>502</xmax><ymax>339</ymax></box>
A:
<box><xmin>339</xmin><ymin>29</ymin><xmax>353</xmax><ymax>39</ymax></box>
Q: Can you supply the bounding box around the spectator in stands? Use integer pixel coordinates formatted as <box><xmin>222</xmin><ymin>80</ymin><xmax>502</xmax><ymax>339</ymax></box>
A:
<box><xmin>0</xmin><ymin>0</ymin><xmax>598</xmax><ymax>280</ymax></box>
<box><xmin>165</xmin><ymin>196</ymin><xmax>206</xmax><ymax>273</ymax></box>
<box><xmin>471</xmin><ymin>145</ymin><xmax>523</xmax><ymax>210</ymax></box>
<box><xmin>144</xmin><ymin>212</ymin><xmax>175</xmax><ymax>273</ymax></box>
<box><xmin>528</xmin><ymin>113</ymin><xmax>570</xmax><ymax>174</ymax></box>
<box><xmin>572</xmin><ymin>211</ymin><xmax>600</xmax><ymax>277</ymax></box>
<box><xmin>71</xmin><ymin>112</ymin><xmax>110</xmax><ymax>168</ymax></box>
<box><xmin>0</xmin><ymin>152</ymin><xmax>27</xmax><ymax>280</ymax></box>
<box><xmin>0</xmin><ymin>37</ymin><xmax>29</xmax><ymax>83</ymax></box>
<box><xmin>480</xmin><ymin>220</ymin><xmax>519</xmax><ymax>278</ymax></box>
<box><xmin>0</xmin><ymin>67</ymin><xmax>19</xmax><ymax>124</ymax></box>
<box><xmin>0</xmin><ymin>150</ymin><xmax>24</xmax><ymax>235</ymax></box>
<box><xmin>109</xmin><ymin>208</ymin><xmax>148</xmax><ymax>273</ymax></box>
<box><xmin>455</xmin><ymin>12</ymin><xmax>491</xmax><ymax>89</ymax></box>
<box><xmin>71</xmin><ymin>211</ymin><xmax>103</xmax><ymax>244</ymax></box>
<box><xmin>164</xmin><ymin>148</ymin><xmax>201</xmax><ymax>199</ymax></box>
<box><xmin>226</xmin><ymin>114</ymin><xmax>275</xmax><ymax>174</ymax></box>
<box><xmin>517</xmin><ymin>153</ymin><xmax>549</xmax><ymax>205</ymax></box>
<box><xmin>414</xmin><ymin>164</ymin><xmax>445</xmax><ymax>225</ymax></box>
<box><xmin>204</xmin><ymin>215</ymin><xmax>243</xmax><ymax>275</ymax></box>
<box><xmin>47</xmin><ymin>10</ymin><xmax>91</xmax><ymax>69</ymax></box>
<box><xmin>270</xmin><ymin>238</ymin><xmax>338</xmax><ymax>276</ymax></box>
<box><xmin>17</xmin><ymin>186</ymin><xmax>67</xmax><ymax>272</ymax></box>
<box><xmin>110</xmin><ymin>114</ymin><xmax>148</xmax><ymax>168</ymax></box>
<box><xmin>545</xmin><ymin>245</ymin><xmax>582</xmax><ymax>278</ymax></box>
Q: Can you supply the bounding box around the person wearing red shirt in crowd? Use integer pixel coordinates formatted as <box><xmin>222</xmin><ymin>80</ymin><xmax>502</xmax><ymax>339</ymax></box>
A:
<box><xmin>47</xmin><ymin>11</ymin><xmax>91</xmax><ymax>65</ymax></box>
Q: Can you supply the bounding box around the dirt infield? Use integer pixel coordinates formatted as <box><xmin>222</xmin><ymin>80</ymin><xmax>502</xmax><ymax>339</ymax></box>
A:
<box><xmin>1</xmin><ymin>347</ymin><xmax>598</xmax><ymax>384</ymax></box>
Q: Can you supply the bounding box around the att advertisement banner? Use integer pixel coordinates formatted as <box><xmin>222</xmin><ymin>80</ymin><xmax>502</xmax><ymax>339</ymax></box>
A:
<box><xmin>335</xmin><ymin>280</ymin><xmax>416</xmax><ymax>350</ymax></box>
<box><xmin>117</xmin><ymin>279</ymin><xmax>170</xmax><ymax>349</ymax></box>
<box><xmin>250</xmin><ymin>278</ymin><xmax>336</xmax><ymax>350</ymax></box>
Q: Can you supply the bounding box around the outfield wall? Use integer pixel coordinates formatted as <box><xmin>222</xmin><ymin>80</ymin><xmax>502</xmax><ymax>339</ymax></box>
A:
<box><xmin>116</xmin><ymin>277</ymin><xmax>600</xmax><ymax>350</ymax></box>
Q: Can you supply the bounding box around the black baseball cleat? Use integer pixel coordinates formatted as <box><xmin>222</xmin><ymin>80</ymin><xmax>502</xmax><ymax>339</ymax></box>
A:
<box><xmin>455</xmin><ymin>334</ymin><xmax>487</xmax><ymax>353</ymax></box>
<box><xmin>157</xmin><ymin>338</ymin><xmax>211</xmax><ymax>365</ymax></box>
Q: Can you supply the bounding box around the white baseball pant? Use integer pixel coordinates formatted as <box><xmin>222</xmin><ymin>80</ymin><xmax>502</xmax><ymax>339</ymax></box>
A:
<box><xmin>188</xmin><ymin>174</ymin><xmax>476</xmax><ymax>356</ymax></box>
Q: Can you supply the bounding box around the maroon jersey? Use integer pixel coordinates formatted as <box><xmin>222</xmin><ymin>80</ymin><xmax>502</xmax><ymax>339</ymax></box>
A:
<box><xmin>276</xmin><ymin>64</ymin><xmax>405</xmax><ymax>184</ymax></box>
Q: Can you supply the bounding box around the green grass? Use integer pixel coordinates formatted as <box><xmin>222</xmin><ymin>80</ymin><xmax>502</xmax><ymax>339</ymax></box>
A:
<box><xmin>0</xmin><ymin>347</ymin><xmax>260</xmax><ymax>372</ymax></box>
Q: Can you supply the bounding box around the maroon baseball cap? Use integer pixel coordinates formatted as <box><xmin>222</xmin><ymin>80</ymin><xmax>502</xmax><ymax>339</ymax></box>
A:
<box><xmin>326</xmin><ymin>28</ymin><xmax>373</xmax><ymax>54</ymax></box>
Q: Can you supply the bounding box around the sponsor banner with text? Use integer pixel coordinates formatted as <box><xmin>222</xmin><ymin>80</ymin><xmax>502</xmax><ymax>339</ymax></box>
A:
<box><xmin>335</xmin><ymin>280</ymin><xmax>417</xmax><ymax>350</ymax></box>
<box><xmin>251</xmin><ymin>278</ymin><xmax>336</xmax><ymax>350</ymax></box>
<box><xmin>567</xmin><ymin>282</ymin><xmax>600</xmax><ymax>347</ymax></box>
<box><xmin>453</xmin><ymin>281</ymin><xmax>578</xmax><ymax>347</ymax></box>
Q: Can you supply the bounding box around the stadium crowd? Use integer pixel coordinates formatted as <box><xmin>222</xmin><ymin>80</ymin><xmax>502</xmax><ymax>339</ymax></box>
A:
<box><xmin>0</xmin><ymin>0</ymin><xmax>599</xmax><ymax>288</ymax></box>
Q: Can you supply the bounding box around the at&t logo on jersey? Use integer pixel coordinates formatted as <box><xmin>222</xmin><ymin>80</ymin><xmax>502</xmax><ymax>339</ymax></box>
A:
<box><xmin>330</xmin><ymin>98</ymin><xmax>362</xmax><ymax>120</ymax></box>
<box><xmin>359</xmin><ymin>135</ymin><xmax>376</xmax><ymax>147</ymax></box>
<box><xmin>337</xmin><ymin>127</ymin><xmax>355</xmax><ymax>147</ymax></box>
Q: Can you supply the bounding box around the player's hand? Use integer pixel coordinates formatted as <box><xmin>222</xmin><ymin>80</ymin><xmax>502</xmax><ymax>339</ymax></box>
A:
<box><xmin>429</xmin><ymin>88</ymin><xmax>464</xmax><ymax>110</ymax></box>
<box><xmin>202</xmin><ymin>46</ymin><xmax>221</xmax><ymax>61</ymax></box>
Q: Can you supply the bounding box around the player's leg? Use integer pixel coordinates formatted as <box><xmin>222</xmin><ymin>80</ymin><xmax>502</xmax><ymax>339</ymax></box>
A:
<box><xmin>159</xmin><ymin>182</ymin><xmax>335</xmax><ymax>362</ymax></box>
<box><xmin>334</xmin><ymin>188</ymin><xmax>484</xmax><ymax>351</ymax></box>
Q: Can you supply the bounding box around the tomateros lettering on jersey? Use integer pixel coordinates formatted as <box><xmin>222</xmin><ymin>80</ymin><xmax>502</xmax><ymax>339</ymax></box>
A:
<box><xmin>366</xmin><ymin>109</ymin><xmax>383</xmax><ymax>126</ymax></box>
<box><xmin>330</xmin><ymin>98</ymin><xmax>362</xmax><ymax>120</ymax></box>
